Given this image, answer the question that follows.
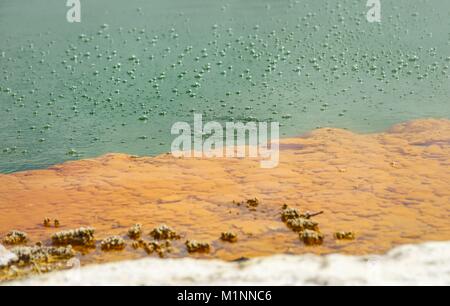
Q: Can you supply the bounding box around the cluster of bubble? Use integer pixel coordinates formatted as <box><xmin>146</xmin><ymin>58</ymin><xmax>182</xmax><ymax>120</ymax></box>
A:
<box><xmin>0</xmin><ymin>0</ymin><xmax>449</xmax><ymax>172</ymax></box>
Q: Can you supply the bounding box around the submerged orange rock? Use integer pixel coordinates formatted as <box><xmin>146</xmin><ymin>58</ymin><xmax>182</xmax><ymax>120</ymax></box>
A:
<box><xmin>0</xmin><ymin>118</ymin><xmax>449</xmax><ymax>267</ymax></box>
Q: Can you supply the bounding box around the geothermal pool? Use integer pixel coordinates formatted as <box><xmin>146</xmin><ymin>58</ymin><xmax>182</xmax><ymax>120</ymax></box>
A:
<box><xmin>0</xmin><ymin>0</ymin><xmax>450</xmax><ymax>282</ymax></box>
<box><xmin>1</xmin><ymin>0</ymin><xmax>450</xmax><ymax>172</ymax></box>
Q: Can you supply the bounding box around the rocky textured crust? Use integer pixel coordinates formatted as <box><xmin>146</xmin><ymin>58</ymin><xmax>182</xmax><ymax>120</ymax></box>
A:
<box><xmin>5</xmin><ymin>241</ymin><xmax>450</xmax><ymax>286</ymax></box>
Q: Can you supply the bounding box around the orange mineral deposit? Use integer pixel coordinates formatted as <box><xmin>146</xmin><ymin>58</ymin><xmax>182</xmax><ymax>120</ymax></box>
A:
<box><xmin>0</xmin><ymin>119</ymin><xmax>449</xmax><ymax>267</ymax></box>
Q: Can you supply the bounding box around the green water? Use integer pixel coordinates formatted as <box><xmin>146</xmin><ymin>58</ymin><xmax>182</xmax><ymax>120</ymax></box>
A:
<box><xmin>1</xmin><ymin>0</ymin><xmax>450</xmax><ymax>173</ymax></box>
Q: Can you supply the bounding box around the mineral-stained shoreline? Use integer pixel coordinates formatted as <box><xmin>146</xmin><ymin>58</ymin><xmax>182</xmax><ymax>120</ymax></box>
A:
<box><xmin>5</xmin><ymin>241</ymin><xmax>450</xmax><ymax>286</ymax></box>
<box><xmin>0</xmin><ymin>118</ymin><xmax>449</xmax><ymax>281</ymax></box>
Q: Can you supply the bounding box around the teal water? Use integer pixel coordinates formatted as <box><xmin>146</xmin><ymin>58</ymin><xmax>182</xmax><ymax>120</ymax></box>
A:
<box><xmin>1</xmin><ymin>0</ymin><xmax>450</xmax><ymax>173</ymax></box>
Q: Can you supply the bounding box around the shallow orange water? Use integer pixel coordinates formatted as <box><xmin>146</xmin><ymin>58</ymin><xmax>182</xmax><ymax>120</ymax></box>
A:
<box><xmin>0</xmin><ymin>118</ymin><xmax>449</xmax><ymax>265</ymax></box>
